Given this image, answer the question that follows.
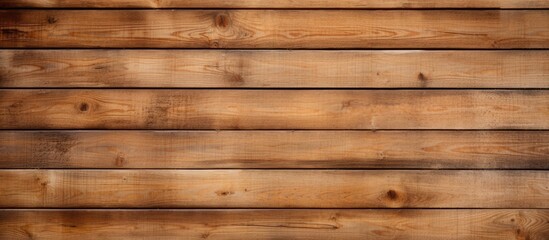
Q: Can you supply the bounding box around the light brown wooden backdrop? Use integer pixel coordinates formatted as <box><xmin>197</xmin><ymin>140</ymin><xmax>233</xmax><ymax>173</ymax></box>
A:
<box><xmin>0</xmin><ymin>1</ymin><xmax>548</xmax><ymax>239</ymax></box>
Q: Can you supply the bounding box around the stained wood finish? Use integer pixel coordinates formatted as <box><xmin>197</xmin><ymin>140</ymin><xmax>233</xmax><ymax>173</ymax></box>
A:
<box><xmin>1</xmin><ymin>0</ymin><xmax>548</xmax><ymax>238</ymax></box>
<box><xmin>0</xmin><ymin>170</ymin><xmax>547</xmax><ymax>208</ymax></box>
<box><xmin>2</xmin><ymin>50</ymin><xmax>548</xmax><ymax>88</ymax></box>
<box><xmin>1</xmin><ymin>131</ymin><xmax>548</xmax><ymax>169</ymax></box>
<box><xmin>1</xmin><ymin>210</ymin><xmax>548</xmax><ymax>240</ymax></box>
<box><xmin>2</xmin><ymin>0</ymin><xmax>549</xmax><ymax>9</ymax></box>
<box><xmin>1</xmin><ymin>10</ymin><xmax>548</xmax><ymax>49</ymax></box>
<box><xmin>1</xmin><ymin>90</ymin><xmax>547</xmax><ymax>130</ymax></box>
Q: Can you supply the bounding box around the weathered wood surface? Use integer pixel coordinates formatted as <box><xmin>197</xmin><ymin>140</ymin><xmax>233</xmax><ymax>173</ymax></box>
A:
<box><xmin>0</xmin><ymin>170</ymin><xmax>547</xmax><ymax>208</ymax></box>
<box><xmin>1</xmin><ymin>131</ymin><xmax>547</xmax><ymax>169</ymax></box>
<box><xmin>0</xmin><ymin>0</ymin><xmax>548</xmax><ymax>239</ymax></box>
<box><xmin>2</xmin><ymin>50</ymin><xmax>548</xmax><ymax>88</ymax></box>
<box><xmin>2</xmin><ymin>0</ymin><xmax>548</xmax><ymax>9</ymax></box>
<box><xmin>1</xmin><ymin>90</ymin><xmax>547</xmax><ymax>130</ymax></box>
<box><xmin>2</xmin><ymin>10</ymin><xmax>548</xmax><ymax>49</ymax></box>
<box><xmin>1</xmin><ymin>209</ymin><xmax>548</xmax><ymax>240</ymax></box>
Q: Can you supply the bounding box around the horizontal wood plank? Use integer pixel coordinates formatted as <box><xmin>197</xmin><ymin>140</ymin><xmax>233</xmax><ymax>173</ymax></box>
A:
<box><xmin>1</xmin><ymin>209</ymin><xmax>548</xmax><ymax>239</ymax></box>
<box><xmin>1</xmin><ymin>131</ymin><xmax>548</xmax><ymax>169</ymax></box>
<box><xmin>1</xmin><ymin>90</ymin><xmax>547</xmax><ymax>130</ymax></box>
<box><xmin>2</xmin><ymin>50</ymin><xmax>548</xmax><ymax>88</ymax></box>
<box><xmin>0</xmin><ymin>170</ymin><xmax>547</xmax><ymax>208</ymax></box>
<box><xmin>1</xmin><ymin>10</ymin><xmax>548</xmax><ymax>49</ymax></box>
<box><xmin>2</xmin><ymin>0</ymin><xmax>549</xmax><ymax>9</ymax></box>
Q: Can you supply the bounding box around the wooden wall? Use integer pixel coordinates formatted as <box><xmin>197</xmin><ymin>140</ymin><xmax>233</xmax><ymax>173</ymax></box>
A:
<box><xmin>0</xmin><ymin>1</ymin><xmax>548</xmax><ymax>239</ymax></box>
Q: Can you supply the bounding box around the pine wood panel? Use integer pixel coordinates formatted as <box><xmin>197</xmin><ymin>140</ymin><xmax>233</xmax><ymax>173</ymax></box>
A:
<box><xmin>2</xmin><ymin>0</ymin><xmax>549</xmax><ymax>9</ymax></box>
<box><xmin>1</xmin><ymin>10</ymin><xmax>548</xmax><ymax>49</ymax></box>
<box><xmin>0</xmin><ymin>170</ymin><xmax>547</xmax><ymax>208</ymax></box>
<box><xmin>0</xmin><ymin>0</ymin><xmax>549</xmax><ymax>9</ymax></box>
<box><xmin>1</xmin><ymin>90</ymin><xmax>547</xmax><ymax>130</ymax></box>
<box><xmin>1</xmin><ymin>131</ymin><xmax>548</xmax><ymax>169</ymax></box>
<box><xmin>2</xmin><ymin>50</ymin><xmax>548</xmax><ymax>88</ymax></box>
<box><xmin>0</xmin><ymin>1</ymin><xmax>547</xmax><ymax>238</ymax></box>
<box><xmin>1</xmin><ymin>209</ymin><xmax>548</xmax><ymax>240</ymax></box>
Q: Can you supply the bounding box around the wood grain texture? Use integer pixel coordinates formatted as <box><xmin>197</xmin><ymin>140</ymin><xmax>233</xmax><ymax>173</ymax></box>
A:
<box><xmin>2</xmin><ymin>50</ymin><xmax>548</xmax><ymax>88</ymax></box>
<box><xmin>1</xmin><ymin>10</ymin><xmax>548</xmax><ymax>49</ymax></box>
<box><xmin>1</xmin><ymin>210</ymin><xmax>548</xmax><ymax>240</ymax></box>
<box><xmin>1</xmin><ymin>90</ymin><xmax>547</xmax><ymax>130</ymax></box>
<box><xmin>1</xmin><ymin>131</ymin><xmax>548</xmax><ymax>169</ymax></box>
<box><xmin>0</xmin><ymin>170</ymin><xmax>547</xmax><ymax>208</ymax></box>
<box><xmin>0</xmin><ymin>1</ymin><xmax>547</xmax><ymax>239</ymax></box>
<box><xmin>2</xmin><ymin>0</ymin><xmax>549</xmax><ymax>8</ymax></box>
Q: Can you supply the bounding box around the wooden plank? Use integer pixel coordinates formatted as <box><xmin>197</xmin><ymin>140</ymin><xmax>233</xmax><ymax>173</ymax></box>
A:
<box><xmin>1</xmin><ymin>210</ymin><xmax>548</xmax><ymax>240</ymax></box>
<box><xmin>1</xmin><ymin>131</ymin><xmax>548</xmax><ymax>169</ymax></box>
<box><xmin>2</xmin><ymin>50</ymin><xmax>548</xmax><ymax>88</ymax></box>
<box><xmin>2</xmin><ymin>0</ymin><xmax>548</xmax><ymax>9</ymax></box>
<box><xmin>1</xmin><ymin>10</ymin><xmax>548</xmax><ymax>49</ymax></box>
<box><xmin>0</xmin><ymin>170</ymin><xmax>547</xmax><ymax>208</ymax></box>
<box><xmin>1</xmin><ymin>90</ymin><xmax>547</xmax><ymax>130</ymax></box>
